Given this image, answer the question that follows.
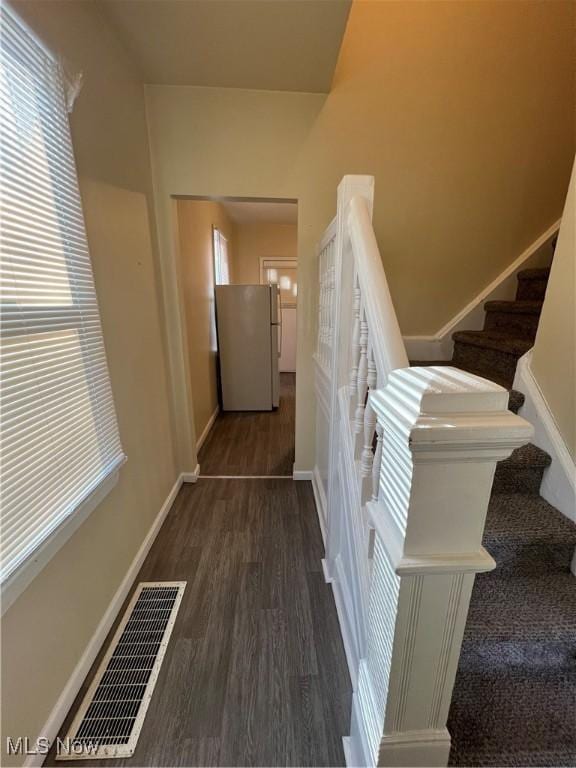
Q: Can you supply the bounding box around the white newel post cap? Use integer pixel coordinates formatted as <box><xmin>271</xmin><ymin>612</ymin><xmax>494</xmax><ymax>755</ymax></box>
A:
<box><xmin>368</xmin><ymin>366</ymin><xmax>534</xmax><ymax>569</ymax></box>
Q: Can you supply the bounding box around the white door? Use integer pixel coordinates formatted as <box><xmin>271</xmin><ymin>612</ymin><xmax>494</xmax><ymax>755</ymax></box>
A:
<box><xmin>279</xmin><ymin>308</ymin><xmax>296</xmax><ymax>372</ymax></box>
<box><xmin>260</xmin><ymin>257</ymin><xmax>297</xmax><ymax>373</ymax></box>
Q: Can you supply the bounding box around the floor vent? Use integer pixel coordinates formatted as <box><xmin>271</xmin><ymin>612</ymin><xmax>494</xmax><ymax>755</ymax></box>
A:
<box><xmin>57</xmin><ymin>582</ymin><xmax>186</xmax><ymax>761</ymax></box>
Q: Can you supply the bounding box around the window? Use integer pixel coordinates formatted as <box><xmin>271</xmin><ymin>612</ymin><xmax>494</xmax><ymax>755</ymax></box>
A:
<box><xmin>0</xmin><ymin>6</ymin><xmax>125</xmax><ymax>592</ymax></box>
<box><xmin>213</xmin><ymin>227</ymin><xmax>229</xmax><ymax>285</ymax></box>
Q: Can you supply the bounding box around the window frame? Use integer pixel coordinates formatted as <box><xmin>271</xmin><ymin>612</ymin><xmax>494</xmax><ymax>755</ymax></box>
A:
<box><xmin>212</xmin><ymin>226</ymin><xmax>230</xmax><ymax>286</ymax></box>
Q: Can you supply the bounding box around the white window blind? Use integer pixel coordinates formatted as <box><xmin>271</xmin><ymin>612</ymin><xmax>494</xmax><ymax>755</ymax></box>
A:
<box><xmin>0</xmin><ymin>6</ymin><xmax>125</xmax><ymax>586</ymax></box>
<box><xmin>213</xmin><ymin>228</ymin><xmax>229</xmax><ymax>285</ymax></box>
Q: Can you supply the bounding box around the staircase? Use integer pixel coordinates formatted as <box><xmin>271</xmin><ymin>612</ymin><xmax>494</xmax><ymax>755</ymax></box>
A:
<box><xmin>414</xmin><ymin>266</ymin><xmax>576</xmax><ymax>766</ymax></box>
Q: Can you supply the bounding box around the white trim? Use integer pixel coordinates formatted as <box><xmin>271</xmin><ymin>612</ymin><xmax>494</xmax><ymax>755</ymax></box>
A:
<box><xmin>319</xmin><ymin>216</ymin><xmax>337</xmax><ymax>252</ymax></box>
<box><xmin>377</xmin><ymin>727</ymin><xmax>451</xmax><ymax>767</ymax></box>
<box><xmin>195</xmin><ymin>407</ymin><xmax>219</xmax><ymax>452</ymax></box>
<box><xmin>321</xmin><ymin>558</ymin><xmax>333</xmax><ymax>584</ymax></box>
<box><xmin>513</xmin><ymin>351</ymin><xmax>576</xmax><ymax>523</ymax></box>
<box><xmin>1</xmin><ymin>462</ymin><xmax>124</xmax><ymax>617</ymax></box>
<box><xmin>311</xmin><ymin>465</ymin><xmax>327</xmax><ymax>545</ymax></box>
<box><xmin>198</xmin><ymin>474</ymin><xmax>292</xmax><ymax>479</ymax></box>
<box><xmin>181</xmin><ymin>464</ymin><xmax>201</xmax><ymax>483</ymax></box>
<box><xmin>328</xmin><ymin>554</ymin><xmax>359</xmax><ymax>689</ymax></box>
<box><xmin>342</xmin><ymin>736</ymin><xmax>354</xmax><ymax>768</ymax></box>
<box><xmin>404</xmin><ymin>220</ymin><xmax>560</xmax><ymax>361</ymax></box>
<box><xmin>23</xmin><ymin>474</ymin><xmax>185</xmax><ymax>767</ymax></box>
<box><xmin>292</xmin><ymin>468</ymin><xmax>313</xmax><ymax>480</ymax></box>
<box><xmin>259</xmin><ymin>256</ymin><xmax>298</xmax><ymax>286</ymax></box>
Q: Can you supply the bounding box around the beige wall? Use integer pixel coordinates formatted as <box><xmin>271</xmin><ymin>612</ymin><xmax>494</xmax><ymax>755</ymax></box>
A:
<box><xmin>176</xmin><ymin>200</ymin><xmax>235</xmax><ymax>442</ymax></box>
<box><xmin>532</xmin><ymin>160</ymin><xmax>576</xmax><ymax>460</ymax></box>
<box><xmin>1</xmin><ymin>3</ymin><xmax>177</xmax><ymax>764</ymax></box>
<box><xmin>234</xmin><ymin>222</ymin><xmax>297</xmax><ymax>284</ymax></box>
<box><xmin>146</xmin><ymin>0</ymin><xmax>575</xmax><ymax>471</ymax></box>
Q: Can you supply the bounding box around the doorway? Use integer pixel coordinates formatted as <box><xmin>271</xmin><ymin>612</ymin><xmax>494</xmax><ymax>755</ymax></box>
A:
<box><xmin>259</xmin><ymin>256</ymin><xmax>298</xmax><ymax>373</ymax></box>
<box><xmin>173</xmin><ymin>195</ymin><xmax>298</xmax><ymax>475</ymax></box>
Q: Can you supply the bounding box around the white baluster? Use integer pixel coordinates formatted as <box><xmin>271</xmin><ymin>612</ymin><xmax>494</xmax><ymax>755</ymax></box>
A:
<box><xmin>361</xmin><ymin>346</ymin><xmax>377</xmax><ymax>476</ymax></box>
<box><xmin>320</xmin><ymin>254</ymin><xmax>326</xmax><ymax>362</ymax></box>
<box><xmin>371</xmin><ymin>422</ymin><xmax>383</xmax><ymax>500</ymax></box>
<box><xmin>354</xmin><ymin>313</ymin><xmax>368</xmax><ymax>434</ymax></box>
<box><xmin>326</xmin><ymin>257</ymin><xmax>335</xmax><ymax>351</ymax></box>
<box><xmin>349</xmin><ymin>276</ymin><xmax>361</xmax><ymax>397</ymax></box>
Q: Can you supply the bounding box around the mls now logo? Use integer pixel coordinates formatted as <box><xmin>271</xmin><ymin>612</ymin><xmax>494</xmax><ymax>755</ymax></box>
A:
<box><xmin>6</xmin><ymin>737</ymin><xmax>51</xmax><ymax>756</ymax></box>
<box><xmin>56</xmin><ymin>738</ymin><xmax>99</xmax><ymax>757</ymax></box>
<box><xmin>6</xmin><ymin>737</ymin><xmax>99</xmax><ymax>757</ymax></box>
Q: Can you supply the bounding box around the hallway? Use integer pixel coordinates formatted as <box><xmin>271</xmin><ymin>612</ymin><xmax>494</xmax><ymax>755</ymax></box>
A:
<box><xmin>198</xmin><ymin>374</ymin><xmax>296</xmax><ymax>476</ymax></box>
<box><xmin>48</xmin><ymin>386</ymin><xmax>351</xmax><ymax>767</ymax></box>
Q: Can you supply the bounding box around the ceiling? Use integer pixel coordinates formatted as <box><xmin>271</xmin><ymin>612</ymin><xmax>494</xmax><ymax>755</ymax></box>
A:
<box><xmin>220</xmin><ymin>200</ymin><xmax>297</xmax><ymax>225</ymax></box>
<box><xmin>100</xmin><ymin>0</ymin><xmax>351</xmax><ymax>93</ymax></box>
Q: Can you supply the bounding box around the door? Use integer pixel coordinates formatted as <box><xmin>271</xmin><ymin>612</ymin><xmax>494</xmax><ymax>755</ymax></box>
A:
<box><xmin>260</xmin><ymin>257</ymin><xmax>297</xmax><ymax>372</ymax></box>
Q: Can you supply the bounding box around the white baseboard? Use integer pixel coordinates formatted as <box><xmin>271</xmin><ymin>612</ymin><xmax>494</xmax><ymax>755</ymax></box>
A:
<box><xmin>23</xmin><ymin>474</ymin><xmax>185</xmax><ymax>767</ymax></box>
<box><xmin>195</xmin><ymin>407</ymin><xmax>219</xmax><ymax>453</ymax></box>
<box><xmin>513</xmin><ymin>351</ymin><xmax>576</xmax><ymax>523</ymax></box>
<box><xmin>404</xmin><ymin>220</ymin><xmax>559</xmax><ymax>361</ymax></box>
<box><xmin>311</xmin><ymin>465</ymin><xmax>327</xmax><ymax>546</ymax></box>
<box><xmin>403</xmin><ymin>336</ymin><xmax>448</xmax><ymax>362</ymax></box>
<box><xmin>181</xmin><ymin>464</ymin><xmax>200</xmax><ymax>483</ymax></box>
<box><xmin>377</xmin><ymin>728</ymin><xmax>451</xmax><ymax>767</ymax></box>
<box><xmin>330</xmin><ymin>556</ymin><xmax>359</xmax><ymax>689</ymax></box>
<box><xmin>342</xmin><ymin>736</ymin><xmax>355</xmax><ymax>768</ymax></box>
<box><xmin>293</xmin><ymin>467</ymin><xmax>313</xmax><ymax>481</ymax></box>
<box><xmin>321</xmin><ymin>558</ymin><xmax>333</xmax><ymax>584</ymax></box>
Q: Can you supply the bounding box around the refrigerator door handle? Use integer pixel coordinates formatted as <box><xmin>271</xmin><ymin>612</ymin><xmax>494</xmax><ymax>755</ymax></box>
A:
<box><xmin>278</xmin><ymin>301</ymin><xmax>283</xmax><ymax>357</ymax></box>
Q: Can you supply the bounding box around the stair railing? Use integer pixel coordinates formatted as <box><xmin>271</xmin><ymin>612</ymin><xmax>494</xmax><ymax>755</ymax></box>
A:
<box><xmin>313</xmin><ymin>175</ymin><xmax>532</xmax><ymax>766</ymax></box>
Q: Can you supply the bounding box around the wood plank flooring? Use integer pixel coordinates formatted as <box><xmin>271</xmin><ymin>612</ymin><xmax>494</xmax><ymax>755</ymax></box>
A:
<box><xmin>198</xmin><ymin>374</ymin><xmax>295</xmax><ymax>476</ymax></box>
<box><xmin>46</xmin><ymin>479</ymin><xmax>351</xmax><ymax>767</ymax></box>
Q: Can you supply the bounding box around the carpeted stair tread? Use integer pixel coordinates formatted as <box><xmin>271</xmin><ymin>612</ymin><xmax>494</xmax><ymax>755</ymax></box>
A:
<box><xmin>484</xmin><ymin>299</ymin><xmax>543</xmax><ymax>314</ymax></box>
<box><xmin>517</xmin><ymin>267</ymin><xmax>551</xmax><ymax>282</ymax></box>
<box><xmin>452</xmin><ymin>330</ymin><xmax>533</xmax><ymax>356</ymax></box>
<box><xmin>499</xmin><ymin>442</ymin><xmax>551</xmax><ymax>469</ymax></box>
<box><xmin>493</xmin><ymin>444</ymin><xmax>552</xmax><ymax>494</ymax></box>
<box><xmin>449</xmin><ymin>659</ymin><xmax>576</xmax><ymax>766</ymax></box>
<box><xmin>464</xmin><ymin>570</ymin><xmax>576</xmax><ymax>641</ymax></box>
<box><xmin>483</xmin><ymin>300</ymin><xmax>543</xmax><ymax>339</ymax></box>
<box><xmin>507</xmin><ymin>389</ymin><xmax>524</xmax><ymax>414</ymax></box>
<box><xmin>444</xmin><ymin>256</ymin><xmax>574</xmax><ymax>766</ymax></box>
<box><xmin>483</xmin><ymin>493</ymin><xmax>576</xmax><ymax>575</ymax></box>
<box><xmin>484</xmin><ymin>492</ymin><xmax>576</xmax><ymax>546</ymax></box>
<box><xmin>485</xmin><ymin>491</ymin><xmax>575</xmax><ymax>541</ymax></box>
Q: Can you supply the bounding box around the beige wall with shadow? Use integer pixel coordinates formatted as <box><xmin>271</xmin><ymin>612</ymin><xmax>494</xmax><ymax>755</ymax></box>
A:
<box><xmin>176</xmin><ymin>199</ymin><xmax>236</xmax><ymax>444</ymax></box>
<box><xmin>146</xmin><ymin>0</ymin><xmax>575</xmax><ymax>473</ymax></box>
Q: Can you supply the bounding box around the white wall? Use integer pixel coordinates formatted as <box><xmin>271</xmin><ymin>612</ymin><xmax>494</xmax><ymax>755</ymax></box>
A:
<box><xmin>532</xmin><ymin>159</ymin><xmax>576</xmax><ymax>460</ymax></box>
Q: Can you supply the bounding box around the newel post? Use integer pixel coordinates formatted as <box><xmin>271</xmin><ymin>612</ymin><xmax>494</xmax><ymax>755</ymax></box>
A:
<box><xmin>348</xmin><ymin>366</ymin><xmax>533</xmax><ymax>768</ymax></box>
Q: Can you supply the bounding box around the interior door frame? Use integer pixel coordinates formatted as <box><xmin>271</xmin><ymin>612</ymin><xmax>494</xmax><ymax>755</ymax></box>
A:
<box><xmin>259</xmin><ymin>257</ymin><xmax>298</xmax><ymax>308</ymax></box>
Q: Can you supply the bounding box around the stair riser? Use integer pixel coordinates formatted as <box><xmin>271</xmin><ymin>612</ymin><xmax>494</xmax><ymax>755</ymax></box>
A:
<box><xmin>484</xmin><ymin>311</ymin><xmax>540</xmax><ymax>340</ymax></box>
<box><xmin>452</xmin><ymin>341</ymin><xmax>519</xmax><ymax>389</ymax></box>
<box><xmin>493</xmin><ymin>463</ymin><xmax>546</xmax><ymax>495</ymax></box>
<box><xmin>516</xmin><ymin>279</ymin><xmax>548</xmax><ymax>301</ymax></box>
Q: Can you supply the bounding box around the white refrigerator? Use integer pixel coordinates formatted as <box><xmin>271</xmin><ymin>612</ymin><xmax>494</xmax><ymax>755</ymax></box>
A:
<box><xmin>215</xmin><ymin>284</ymin><xmax>281</xmax><ymax>411</ymax></box>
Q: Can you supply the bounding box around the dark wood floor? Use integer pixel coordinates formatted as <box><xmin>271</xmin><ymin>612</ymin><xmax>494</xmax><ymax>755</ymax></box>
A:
<box><xmin>198</xmin><ymin>373</ymin><xmax>295</xmax><ymax>476</ymax></box>
<box><xmin>46</xmin><ymin>478</ymin><xmax>351</xmax><ymax>767</ymax></box>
